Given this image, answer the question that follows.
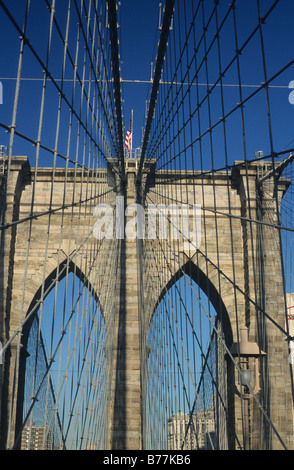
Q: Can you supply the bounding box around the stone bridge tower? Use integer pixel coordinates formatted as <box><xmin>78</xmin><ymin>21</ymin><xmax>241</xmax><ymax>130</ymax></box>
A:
<box><xmin>0</xmin><ymin>155</ymin><xmax>293</xmax><ymax>450</ymax></box>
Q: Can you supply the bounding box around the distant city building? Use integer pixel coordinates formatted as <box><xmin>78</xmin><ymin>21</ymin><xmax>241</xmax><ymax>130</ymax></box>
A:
<box><xmin>21</xmin><ymin>425</ymin><xmax>51</xmax><ymax>450</ymax></box>
<box><xmin>286</xmin><ymin>294</ymin><xmax>294</xmax><ymax>339</ymax></box>
<box><xmin>168</xmin><ymin>409</ymin><xmax>215</xmax><ymax>450</ymax></box>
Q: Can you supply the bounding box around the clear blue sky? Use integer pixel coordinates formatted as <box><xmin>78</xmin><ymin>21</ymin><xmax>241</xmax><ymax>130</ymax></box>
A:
<box><xmin>0</xmin><ymin>0</ymin><xmax>294</xmax><ymax>165</ymax></box>
<box><xmin>0</xmin><ymin>0</ymin><xmax>161</xmax><ymax>159</ymax></box>
<box><xmin>119</xmin><ymin>0</ymin><xmax>161</xmax><ymax>149</ymax></box>
<box><xmin>119</xmin><ymin>0</ymin><xmax>294</xmax><ymax>162</ymax></box>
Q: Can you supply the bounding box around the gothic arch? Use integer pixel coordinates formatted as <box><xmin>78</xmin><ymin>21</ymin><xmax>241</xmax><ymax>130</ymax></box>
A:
<box><xmin>24</xmin><ymin>257</ymin><xmax>102</xmax><ymax>325</ymax></box>
<box><xmin>149</xmin><ymin>259</ymin><xmax>233</xmax><ymax>347</ymax></box>
<box><xmin>145</xmin><ymin>259</ymin><xmax>235</xmax><ymax>449</ymax></box>
<box><xmin>14</xmin><ymin>258</ymin><xmax>105</xmax><ymax>448</ymax></box>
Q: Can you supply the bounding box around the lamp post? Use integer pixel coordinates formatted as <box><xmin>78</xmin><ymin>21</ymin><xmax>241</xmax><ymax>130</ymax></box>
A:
<box><xmin>230</xmin><ymin>327</ymin><xmax>266</xmax><ymax>450</ymax></box>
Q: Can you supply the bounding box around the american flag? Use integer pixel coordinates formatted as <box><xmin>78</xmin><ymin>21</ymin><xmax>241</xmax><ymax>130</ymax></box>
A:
<box><xmin>125</xmin><ymin>113</ymin><xmax>133</xmax><ymax>154</ymax></box>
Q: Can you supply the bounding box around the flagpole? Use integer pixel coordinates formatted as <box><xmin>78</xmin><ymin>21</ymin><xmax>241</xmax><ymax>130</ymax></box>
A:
<box><xmin>124</xmin><ymin>110</ymin><xmax>133</xmax><ymax>158</ymax></box>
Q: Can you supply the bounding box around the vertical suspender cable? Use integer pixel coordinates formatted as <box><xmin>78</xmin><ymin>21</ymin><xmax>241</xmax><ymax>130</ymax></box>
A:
<box><xmin>138</xmin><ymin>0</ymin><xmax>175</xmax><ymax>181</ymax></box>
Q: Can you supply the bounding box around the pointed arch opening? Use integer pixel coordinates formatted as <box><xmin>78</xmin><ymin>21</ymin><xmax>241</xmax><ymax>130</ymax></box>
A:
<box><xmin>15</xmin><ymin>261</ymin><xmax>110</xmax><ymax>450</ymax></box>
<box><xmin>144</xmin><ymin>260</ymin><xmax>234</xmax><ymax>450</ymax></box>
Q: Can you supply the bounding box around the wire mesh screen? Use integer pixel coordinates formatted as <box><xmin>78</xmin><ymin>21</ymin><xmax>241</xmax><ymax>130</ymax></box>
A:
<box><xmin>0</xmin><ymin>0</ymin><xmax>121</xmax><ymax>450</ymax></box>
<box><xmin>16</xmin><ymin>273</ymin><xmax>110</xmax><ymax>450</ymax></box>
<box><xmin>139</xmin><ymin>0</ymin><xmax>294</xmax><ymax>451</ymax></box>
<box><xmin>145</xmin><ymin>276</ymin><xmax>223</xmax><ymax>450</ymax></box>
<box><xmin>20</xmin><ymin>314</ymin><xmax>63</xmax><ymax>450</ymax></box>
<box><xmin>0</xmin><ymin>0</ymin><xmax>294</xmax><ymax>452</ymax></box>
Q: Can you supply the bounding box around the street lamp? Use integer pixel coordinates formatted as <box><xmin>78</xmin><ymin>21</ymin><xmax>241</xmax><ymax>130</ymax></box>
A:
<box><xmin>230</xmin><ymin>326</ymin><xmax>266</xmax><ymax>449</ymax></box>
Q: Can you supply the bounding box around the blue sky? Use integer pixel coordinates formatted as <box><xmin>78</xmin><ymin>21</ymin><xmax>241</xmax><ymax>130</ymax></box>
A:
<box><xmin>119</xmin><ymin>0</ymin><xmax>161</xmax><ymax>149</ymax></box>
<box><xmin>0</xmin><ymin>0</ymin><xmax>161</xmax><ymax>161</ymax></box>
<box><xmin>119</xmin><ymin>0</ymin><xmax>294</xmax><ymax>163</ymax></box>
<box><xmin>0</xmin><ymin>0</ymin><xmax>294</xmax><ymax>167</ymax></box>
